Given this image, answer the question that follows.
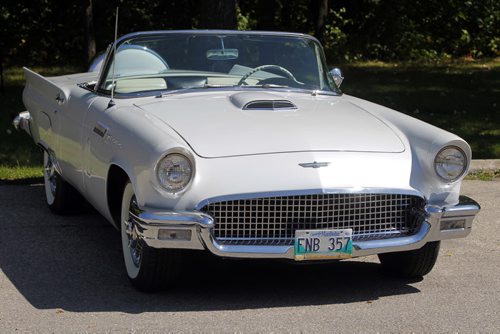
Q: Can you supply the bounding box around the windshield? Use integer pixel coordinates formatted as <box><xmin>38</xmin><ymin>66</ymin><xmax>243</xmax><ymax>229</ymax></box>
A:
<box><xmin>99</xmin><ymin>32</ymin><xmax>340</xmax><ymax>95</ymax></box>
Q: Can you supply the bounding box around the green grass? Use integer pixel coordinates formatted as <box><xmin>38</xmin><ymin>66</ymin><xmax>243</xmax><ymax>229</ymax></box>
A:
<box><xmin>465</xmin><ymin>169</ymin><xmax>500</xmax><ymax>181</ymax></box>
<box><xmin>0</xmin><ymin>165</ymin><xmax>43</xmax><ymax>180</ymax></box>
<box><xmin>0</xmin><ymin>62</ymin><xmax>499</xmax><ymax>181</ymax></box>
<box><xmin>344</xmin><ymin>58</ymin><xmax>500</xmax><ymax>70</ymax></box>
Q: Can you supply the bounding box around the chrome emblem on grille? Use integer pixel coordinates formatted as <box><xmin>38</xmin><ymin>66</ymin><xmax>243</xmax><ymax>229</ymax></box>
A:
<box><xmin>298</xmin><ymin>161</ymin><xmax>330</xmax><ymax>168</ymax></box>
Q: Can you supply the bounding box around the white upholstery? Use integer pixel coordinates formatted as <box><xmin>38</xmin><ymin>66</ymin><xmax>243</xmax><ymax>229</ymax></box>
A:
<box><xmin>113</xmin><ymin>46</ymin><xmax>169</xmax><ymax>77</ymax></box>
<box><xmin>115</xmin><ymin>78</ymin><xmax>167</xmax><ymax>93</ymax></box>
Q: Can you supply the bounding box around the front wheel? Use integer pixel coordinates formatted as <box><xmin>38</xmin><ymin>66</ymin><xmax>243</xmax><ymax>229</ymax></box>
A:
<box><xmin>121</xmin><ymin>182</ymin><xmax>182</xmax><ymax>292</ymax></box>
<box><xmin>378</xmin><ymin>241</ymin><xmax>440</xmax><ymax>278</ymax></box>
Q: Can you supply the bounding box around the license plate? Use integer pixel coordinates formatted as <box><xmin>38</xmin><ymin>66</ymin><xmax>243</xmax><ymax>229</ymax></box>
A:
<box><xmin>294</xmin><ymin>229</ymin><xmax>353</xmax><ymax>260</ymax></box>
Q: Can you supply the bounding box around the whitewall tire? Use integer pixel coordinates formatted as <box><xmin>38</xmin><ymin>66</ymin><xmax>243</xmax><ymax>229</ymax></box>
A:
<box><xmin>120</xmin><ymin>181</ymin><xmax>182</xmax><ymax>291</ymax></box>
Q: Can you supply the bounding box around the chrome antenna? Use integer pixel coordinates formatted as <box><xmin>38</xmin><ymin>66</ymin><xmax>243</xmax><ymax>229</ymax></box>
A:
<box><xmin>108</xmin><ymin>7</ymin><xmax>119</xmax><ymax>108</ymax></box>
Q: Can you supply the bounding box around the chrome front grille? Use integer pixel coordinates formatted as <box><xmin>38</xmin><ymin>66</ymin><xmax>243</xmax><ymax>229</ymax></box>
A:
<box><xmin>200</xmin><ymin>193</ymin><xmax>424</xmax><ymax>245</ymax></box>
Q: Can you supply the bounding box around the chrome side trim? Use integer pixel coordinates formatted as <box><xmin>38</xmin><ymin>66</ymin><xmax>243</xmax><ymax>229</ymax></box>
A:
<box><xmin>93</xmin><ymin>122</ymin><xmax>108</xmax><ymax>138</ymax></box>
<box><xmin>298</xmin><ymin>161</ymin><xmax>330</xmax><ymax>168</ymax></box>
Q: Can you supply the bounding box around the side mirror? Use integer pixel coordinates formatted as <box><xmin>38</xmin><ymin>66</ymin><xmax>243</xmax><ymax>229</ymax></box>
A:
<box><xmin>329</xmin><ymin>68</ymin><xmax>344</xmax><ymax>88</ymax></box>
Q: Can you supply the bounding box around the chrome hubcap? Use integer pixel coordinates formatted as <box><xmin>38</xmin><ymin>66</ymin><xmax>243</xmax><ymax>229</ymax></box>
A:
<box><xmin>44</xmin><ymin>155</ymin><xmax>57</xmax><ymax>196</ymax></box>
<box><xmin>125</xmin><ymin>196</ymin><xmax>142</xmax><ymax>267</ymax></box>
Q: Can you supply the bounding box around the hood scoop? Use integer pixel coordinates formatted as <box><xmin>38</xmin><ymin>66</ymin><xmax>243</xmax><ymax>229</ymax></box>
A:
<box><xmin>243</xmin><ymin>100</ymin><xmax>297</xmax><ymax>110</ymax></box>
<box><xmin>229</xmin><ymin>91</ymin><xmax>297</xmax><ymax>111</ymax></box>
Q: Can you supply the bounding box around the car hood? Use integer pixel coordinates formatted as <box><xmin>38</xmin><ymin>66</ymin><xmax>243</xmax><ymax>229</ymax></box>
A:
<box><xmin>135</xmin><ymin>91</ymin><xmax>405</xmax><ymax>158</ymax></box>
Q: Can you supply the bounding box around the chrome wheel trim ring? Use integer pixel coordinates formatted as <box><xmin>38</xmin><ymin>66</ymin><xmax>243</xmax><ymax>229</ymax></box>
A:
<box><xmin>125</xmin><ymin>196</ymin><xmax>142</xmax><ymax>268</ymax></box>
<box><xmin>121</xmin><ymin>183</ymin><xmax>141</xmax><ymax>279</ymax></box>
<box><xmin>44</xmin><ymin>155</ymin><xmax>57</xmax><ymax>197</ymax></box>
<box><xmin>43</xmin><ymin>152</ymin><xmax>56</xmax><ymax>205</ymax></box>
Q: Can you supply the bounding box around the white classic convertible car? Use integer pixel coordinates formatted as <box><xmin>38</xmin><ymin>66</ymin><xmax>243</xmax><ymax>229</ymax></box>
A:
<box><xmin>15</xmin><ymin>30</ymin><xmax>480</xmax><ymax>291</ymax></box>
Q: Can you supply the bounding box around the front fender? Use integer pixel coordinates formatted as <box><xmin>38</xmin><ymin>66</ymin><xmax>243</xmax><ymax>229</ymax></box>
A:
<box><xmin>344</xmin><ymin>95</ymin><xmax>470</xmax><ymax>206</ymax></box>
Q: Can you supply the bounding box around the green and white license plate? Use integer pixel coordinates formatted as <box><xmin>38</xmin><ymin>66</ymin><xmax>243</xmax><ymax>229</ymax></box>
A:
<box><xmin>294</xmin><ymin>229</ymin><xmax>353</xmax><ymax>260</ymax></box>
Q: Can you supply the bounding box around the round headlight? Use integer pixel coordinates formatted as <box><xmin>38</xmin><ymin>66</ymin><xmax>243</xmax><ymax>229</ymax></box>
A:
<box><xmin>156</xmin><ymin>153</ymin><xmax>193</xmax><ymax>192</ymax></box>
<box><xmin>434</xmin><ymin>146</ymin><xmax>467</xmax><ymax>182</ymax></box>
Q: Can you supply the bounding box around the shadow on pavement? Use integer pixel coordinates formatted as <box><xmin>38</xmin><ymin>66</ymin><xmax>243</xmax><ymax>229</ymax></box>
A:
<box><xmin>0</xmin><ymin>177</ymin><xmax>44</xmax><ymax>186</ymax></box>
<box><xmin>0</xmin><ymin>184</ymin><xmax>421</xmax><ymax>313</ymax></box>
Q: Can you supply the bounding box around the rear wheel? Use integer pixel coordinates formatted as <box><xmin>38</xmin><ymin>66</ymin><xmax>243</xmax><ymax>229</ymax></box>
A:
<box><xmin>378</xmin><ymin>241</ymin><xmax>440</xmax><ymax>278</ymax></box>
<box><xmin>43</xmin><ymin>151</ymin><xmax>82</xmax><ymax>214</ymax></box>
<box><xmin>121</xmin><ymin>182</ymin><xmax>181</xmax><ymax>292</ymax></box>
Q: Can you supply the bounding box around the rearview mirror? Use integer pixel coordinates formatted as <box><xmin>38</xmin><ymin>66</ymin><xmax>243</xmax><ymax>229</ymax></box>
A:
<box><xmin>329</xmin><ymin>68</ymin><xmax>344</xmax><ymax>87</ymax></box>
<box><xmin>206</xmin><ymin>48</ymin><xmax>239</xmax><ymax>60</ymax></box>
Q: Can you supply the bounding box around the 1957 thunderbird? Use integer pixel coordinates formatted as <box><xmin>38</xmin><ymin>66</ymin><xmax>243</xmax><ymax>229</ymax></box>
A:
<box><xmin>14</xmin><ymin>30</ymin><xmax>480</xmax><ymax>291</ymax></box>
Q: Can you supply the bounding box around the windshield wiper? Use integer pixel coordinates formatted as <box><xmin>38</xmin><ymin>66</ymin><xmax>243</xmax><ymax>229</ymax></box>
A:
<box><xmin>242</xmin><ymin>84</ymin><xmax>289</xmax><ymax>89</ymax></box>
<box><xmin>246</xmin><ymin>84</ymin><xmax>341</xmax><ymax>96</ymax></box>
<box><xmin>157</xmin><ymin>84</ymin><xmax>216</xmax><ymax>98</ymax></box>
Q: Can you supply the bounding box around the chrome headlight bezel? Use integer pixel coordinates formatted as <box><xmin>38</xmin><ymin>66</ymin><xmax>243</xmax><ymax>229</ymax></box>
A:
<box><xmin>155</xmin><ymin>148</ymin><xmax>195</xmax><ymax>194</ymax></box>
<box><xmin>434</xmin><ymin>146</ymin><xmax>468</xmax><ymax>183</ymax></box>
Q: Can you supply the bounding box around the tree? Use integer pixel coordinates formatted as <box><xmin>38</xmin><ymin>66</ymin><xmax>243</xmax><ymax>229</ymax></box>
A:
<box><xmin>84</xmin><ymin>0</ymin><xmax>96</xmax><ymax>62</ymax></box>
<box><xmin>255</xmin><ymin>0</ymin><xmax>276</xmax><ymax>31</ymax></box>
<box><xmin>198</xmin><ymin>0</ymin><xmax>237</xmax><ymax>29</ymax></box>
<box><xmin>312</xmin><ymin>0</ymin><xmax>328</xmax><ymax>43</ymax></box>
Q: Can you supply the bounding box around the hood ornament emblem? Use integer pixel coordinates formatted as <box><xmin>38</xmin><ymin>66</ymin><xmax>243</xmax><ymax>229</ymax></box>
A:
<box><xmin>299</xmin><ymin>161</ymin><xmax>330</xmax><ymax>169</ymax></box>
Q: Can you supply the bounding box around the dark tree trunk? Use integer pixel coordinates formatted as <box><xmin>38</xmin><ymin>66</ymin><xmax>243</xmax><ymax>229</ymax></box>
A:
<box><xmin>256</xmin><ymin>0</ymin><xmax>276</xmax><ymax>30</ymax></box>
<box><xmin>0</xmin><ymin>60</ymin><xmax>4</xmax><ymax>92</ymax></box>
<box><xmin>199</xmin><ymin>0</ymin><xmax>237</xmax><ymax>29</ymax></box>
<box><xmin>84</xmin><ymin>0</ymin><xmax>96</xmax><ymax>63</ymax></box>
<box><xmin>155</xmin><ymin>1</ymin><xmax>195</xmax><ymax>29</ymax></box>
<box><xmin>312</xmin><ymin>0</ymin><xmax>328</xmax><ymax>43</ymax></box>
<box><xmin>281</xmin><ymin>1</ymin><xmax>293</xmax><ymax>31</ymax></box>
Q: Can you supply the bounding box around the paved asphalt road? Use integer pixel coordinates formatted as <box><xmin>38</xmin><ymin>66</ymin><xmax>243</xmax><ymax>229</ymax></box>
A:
<box><xmin>0</xmin><ymin>180</ymin><xmax>498</xmax><ymax>333</ymax></box>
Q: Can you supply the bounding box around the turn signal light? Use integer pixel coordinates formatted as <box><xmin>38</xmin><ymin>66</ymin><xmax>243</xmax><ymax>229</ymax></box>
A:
<box><xmin>158</xmin><ymin>229</ymin><xmax>192</xmax><ymax>241</ymax></box>
<box><xmin>440</xmin><ymin>219</ymin><xmax>466</xmax><ymax>231</ymax></box>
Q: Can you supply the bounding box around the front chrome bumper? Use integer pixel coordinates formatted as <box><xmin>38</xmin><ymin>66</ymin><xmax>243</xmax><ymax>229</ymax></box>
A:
<box><xmin>131</xmin><ymin>195</ymin><xmax>480</xmax><ymax>259</ymax></box>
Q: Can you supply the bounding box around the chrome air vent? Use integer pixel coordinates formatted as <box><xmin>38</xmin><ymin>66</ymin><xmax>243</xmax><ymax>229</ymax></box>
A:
<box><xmin>243</xmin><ymin>100</ymin><xmax>297</xmax><ymax>110</ymax></box>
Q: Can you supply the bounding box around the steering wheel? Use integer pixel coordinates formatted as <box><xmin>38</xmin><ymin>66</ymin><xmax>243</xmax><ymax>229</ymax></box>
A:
<box><xmin>237</xmin><ymin>64</ymin><xmax>303</xmax><ymax>86</ymax></box>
